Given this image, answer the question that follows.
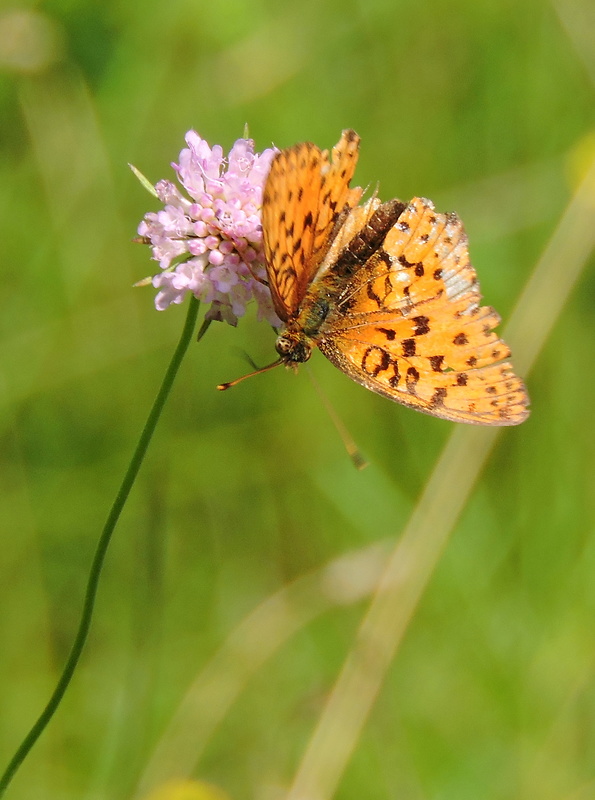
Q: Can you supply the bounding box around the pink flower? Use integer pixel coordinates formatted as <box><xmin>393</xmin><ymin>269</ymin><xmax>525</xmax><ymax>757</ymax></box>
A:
<box><xmin>136</xmin><ymin>131</ymin><xmax>281</xmax><ymax>326</ymax></box>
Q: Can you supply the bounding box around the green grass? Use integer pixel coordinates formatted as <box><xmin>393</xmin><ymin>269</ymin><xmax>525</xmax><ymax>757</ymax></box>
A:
<box><xmin>1</xmin><ymin>0</ymin><xmax>595</xmax><ymax>798</ymax></box>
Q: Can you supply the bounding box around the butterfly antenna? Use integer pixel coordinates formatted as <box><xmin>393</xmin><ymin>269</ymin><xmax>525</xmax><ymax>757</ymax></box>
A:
<box><xmin>217</xmin><ymin>358</ymin><xmax>284</xmax><ymax>391</ymax></box>
<box><xmin>306</xmin><ymin>366</ymin><xmax>369</xmax><ymax>470</ymax></box>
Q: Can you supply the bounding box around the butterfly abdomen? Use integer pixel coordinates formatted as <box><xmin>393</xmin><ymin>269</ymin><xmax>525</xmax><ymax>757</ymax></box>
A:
<box><xmin>332</xmin><ymin>199</ymin><xmax>406</xmax><ymax>279</ymax></box>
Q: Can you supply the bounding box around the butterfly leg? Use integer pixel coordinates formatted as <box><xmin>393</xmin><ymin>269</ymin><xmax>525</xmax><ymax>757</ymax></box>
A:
<box><xmin>246</xmin><ymin>262</ymin><xmax>269</xmax><ymax>287</ymax></box>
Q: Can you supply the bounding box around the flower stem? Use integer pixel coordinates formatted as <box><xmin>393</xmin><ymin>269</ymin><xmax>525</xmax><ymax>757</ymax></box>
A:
<box><xmin>0</xmin><ymin>296</ymin><xmax>200</xmax><ymax>797</ymax></box>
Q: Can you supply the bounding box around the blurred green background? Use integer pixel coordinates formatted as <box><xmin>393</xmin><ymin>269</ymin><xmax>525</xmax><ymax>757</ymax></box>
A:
<box><xmin>1</xmin><ymin>0</ymin><xmax>595</xmax><ymax>798</ymax></box>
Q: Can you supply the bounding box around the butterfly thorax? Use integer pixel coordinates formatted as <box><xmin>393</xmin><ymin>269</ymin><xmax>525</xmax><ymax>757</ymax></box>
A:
<box><xmin>271</xmin><ymin>205</ymin><xmax>394</xmax><ymax>366</ymax></box>
<box><xmin>274</xmin><ymin>199</ymin><xmax>409</xmax><ymax>366</ymax></box>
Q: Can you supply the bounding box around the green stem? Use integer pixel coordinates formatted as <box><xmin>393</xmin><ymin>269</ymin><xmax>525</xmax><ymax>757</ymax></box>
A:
<box><xmin>0</xmin><ymin>296</ymin><xmax>201</xmax><ymax>797</ymax></box>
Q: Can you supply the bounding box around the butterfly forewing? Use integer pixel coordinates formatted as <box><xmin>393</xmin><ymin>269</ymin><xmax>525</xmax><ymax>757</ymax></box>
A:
<box><xmin>262</xmin><ymin>129</ymin><xmax>362</xmax><ymax>320</ymax></box>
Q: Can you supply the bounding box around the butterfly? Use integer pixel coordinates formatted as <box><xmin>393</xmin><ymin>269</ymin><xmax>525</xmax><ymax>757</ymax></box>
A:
<box><xmin>225</xmin><ymin>130</ymin><xmax>529</xmax><ymax>426</ymax></box>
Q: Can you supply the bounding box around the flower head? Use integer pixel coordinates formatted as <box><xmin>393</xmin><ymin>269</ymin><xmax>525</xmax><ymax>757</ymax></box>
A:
<box><xmin>136</xmin><ymin>131</ymin><xmax>281</xmax><ymax>326</ymax></box>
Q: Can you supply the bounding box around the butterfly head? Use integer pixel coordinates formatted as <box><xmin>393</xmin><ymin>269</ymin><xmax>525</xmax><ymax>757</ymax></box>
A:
<box><xmin>275</xmin><ymin>330</ymin><xmax>312</xmax><ymax>365</ymax></box>
<box><xmin>218</xmin><ymin>328</ymin><xmax>314</xmax><ymax>391</ymax></box>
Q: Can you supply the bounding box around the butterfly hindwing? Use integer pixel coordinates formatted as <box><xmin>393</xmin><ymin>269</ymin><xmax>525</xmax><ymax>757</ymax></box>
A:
<box><xmin>317</xmin><ymin>197</ymin><xmax>529</xmax><ymax>425</ymax></box>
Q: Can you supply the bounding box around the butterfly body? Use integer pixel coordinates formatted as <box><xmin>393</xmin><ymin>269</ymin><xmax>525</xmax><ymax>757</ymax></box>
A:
<box><xmin>274</xmin><ymin>198</ymin><xmax>407</xmax><ymax>364</ymax></box>
<box><xmin>261</xmin><ymin>131</ymin><xmax>530</xmax><ymax>426</ymax></box>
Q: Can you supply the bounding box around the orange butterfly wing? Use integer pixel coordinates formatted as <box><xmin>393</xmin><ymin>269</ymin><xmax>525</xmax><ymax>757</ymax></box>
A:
<box><xmin>317</xmin><ymin>197</ymin><xmax>529</xmax><ymax>425</ymax></box>
<box><xmin>262</xmin><ymin>129</ymin><xmax>362</xmax><ymax>321</ymax></box>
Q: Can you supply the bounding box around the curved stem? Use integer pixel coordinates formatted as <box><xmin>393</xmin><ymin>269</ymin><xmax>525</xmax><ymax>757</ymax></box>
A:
<box><xmin>0</xmin><ymin>296</ymin><xmax>200</xmax><ymax>797</ymax></box>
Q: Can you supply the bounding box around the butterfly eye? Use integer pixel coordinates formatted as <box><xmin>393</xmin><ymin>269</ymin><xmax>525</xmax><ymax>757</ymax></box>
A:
<box><xmin>275</xmin><ymin>334</ymin><xmax>312</xmax><ymax>363</ymax></box>
<box><xmin>275</xmin><ymin>335</ymin><xmax>294</xmax><ymax>355</ymax></box>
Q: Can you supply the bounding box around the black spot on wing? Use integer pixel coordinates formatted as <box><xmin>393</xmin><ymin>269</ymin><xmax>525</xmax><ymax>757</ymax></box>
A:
<box><xmin>388</xmin><ymin>362</ymin><xmax>401</xmax><ymax>388</ymax></box>
<box><xmin>406</xmin><ymin>366</ymin><xmax>420</xmax><ymax>393</ymax></box>
<box><xmin>361</xmin><ymin>346</ymin><xmax>390</xmax><ymax>377</ymax></box>
<box><xmin>377</xmin><ymin>249</ymin><xmax>392</xmax><ymax>268</ymax></box>
<box><xmin>430</xmin><ymin>387</ymin><xmax>447</xmax><ymax>407</ymax></box>
<box><xmin>429</xmin><ymin>355</ymin><xmax>444</xmax><ymax>372</ymax></box>
<box><xmin>377</xmin><ymin>327</ymin><xmax>397</xmax><ymax>341</ymax></box>
<box><xmin>402</xmin><ymin>338</ymin><xmax>416</xmax><ymax>357</ymax></box>
<box><xmin>367</xmin><ymin>282</ymin><xmax>382</xmax><ymax>307</ymax></box>
<box><xmin>413</xmin><ymin>316</ymin><xmax>430</xmax><ymax>336</ymax></box>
